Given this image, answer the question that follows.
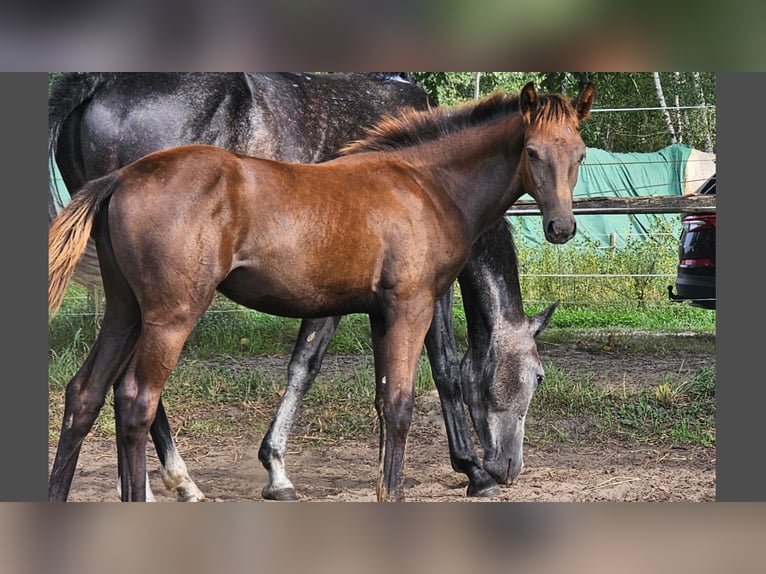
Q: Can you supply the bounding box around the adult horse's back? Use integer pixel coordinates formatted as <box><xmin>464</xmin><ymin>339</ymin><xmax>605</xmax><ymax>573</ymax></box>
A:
<box><xmin>49</xmin><ymin>72</ymin><xmax>430</xmax><ymax>288</ymax></box>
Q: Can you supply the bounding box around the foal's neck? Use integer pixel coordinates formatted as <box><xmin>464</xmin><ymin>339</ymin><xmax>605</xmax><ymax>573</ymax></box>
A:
<box><xmin>415</xmin><ymin>116</ymin><xmax>527</xmax><ymax>242</ymax></box>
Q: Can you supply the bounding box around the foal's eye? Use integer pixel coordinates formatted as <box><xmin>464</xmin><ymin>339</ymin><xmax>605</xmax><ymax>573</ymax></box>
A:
<box><xmin>536</xmin><ymin>374</ymin><xmax>544</xmax><ymax>387</ymax></box>
<box><xmin>526</xmin><ymin>147</ymin><xmax>540</xmax><ymax>161</ymax></box>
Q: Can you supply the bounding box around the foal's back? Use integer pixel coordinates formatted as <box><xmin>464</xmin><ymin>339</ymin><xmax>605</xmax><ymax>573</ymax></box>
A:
<box><xmin>105</xmin><ymin>145</ymin><xmax>467</xmax><ymax>319</ymax></box>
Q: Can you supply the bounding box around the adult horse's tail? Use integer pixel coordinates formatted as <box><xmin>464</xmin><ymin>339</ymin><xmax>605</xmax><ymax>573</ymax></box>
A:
<box><xmin>48</xmin><ymin>73</ymin><xmax>115</xmax><ymax>289</ymax></box>
<box><xmin>48</xmin><ymin>173</ymin><xmax>120</xmax><ymax>318</ymax></box>
<box><xmin>48</xmin><ymin>73</ymin><xmax>112</xmax><ymax>219</ymax></box>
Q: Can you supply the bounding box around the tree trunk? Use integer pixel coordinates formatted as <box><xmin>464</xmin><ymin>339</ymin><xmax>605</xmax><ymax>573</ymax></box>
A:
<box><xmin>653</xmin><ymin>72</ymin><xmax>677</xmax><ymax>144</ymax></box>
<box><xmin>692</xmin><ymin>72</ymin><xmax>714</xmax><ymax>152</ymax></box>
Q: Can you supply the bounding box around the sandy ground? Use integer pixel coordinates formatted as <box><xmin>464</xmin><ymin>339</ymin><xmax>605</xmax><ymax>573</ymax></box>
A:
<box><xmin>50</xmin><ymin>333</ymin><xmax>716</xmax><ymax>502</ymax></box>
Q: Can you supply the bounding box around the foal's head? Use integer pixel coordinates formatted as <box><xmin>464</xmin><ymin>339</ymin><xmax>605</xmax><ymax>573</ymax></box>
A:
<box><xmin>517</xmin><ymin>81</ymin><xmax>595</xmax><ymax>244</ymax></box>
<box><xmin>341</xmin><ymin>81</ymin><xmax>595</xmax><ymax>245</ymax></box>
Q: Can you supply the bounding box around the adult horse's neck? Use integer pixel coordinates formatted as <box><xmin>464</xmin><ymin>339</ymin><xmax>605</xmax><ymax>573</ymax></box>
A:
<box><xmin>463</xmin><ymin>221</ymin><xmax>527</xmax><ymax>325</ymax></box>
<box><xmin>405</xmin><ymin>114</ymin><xmax>528</xmax><ymax>243</ymax></box>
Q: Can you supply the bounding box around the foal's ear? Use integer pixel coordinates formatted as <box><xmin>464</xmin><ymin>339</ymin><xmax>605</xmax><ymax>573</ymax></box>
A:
<box><xmin>519</xmin><ymin>81</ymin><xmax>538</xmax><ymax>124</ymax></box>
<box><xmin>573</xmin><ymin>82</ymin><xmax>595</xmax><ymax>121</ymax></box>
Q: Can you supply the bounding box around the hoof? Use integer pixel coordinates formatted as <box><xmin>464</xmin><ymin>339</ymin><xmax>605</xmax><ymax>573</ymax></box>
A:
<box><xmin>176</xmin><ymin>490</ymin><xmax>206</xmax><ymax>502</ymax></box>
<box><xmin>466</xmin><ymin>483</ymin><xmax>501</xmax><ymax>498</ymax></box>
<box><xmin>262</xmin><ymin>487</ymin><xmax>298</xmax><ymax>501</ymax></box>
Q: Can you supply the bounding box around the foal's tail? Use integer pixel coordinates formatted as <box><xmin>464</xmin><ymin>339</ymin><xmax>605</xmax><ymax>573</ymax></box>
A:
<box><xmin>48</xmin><ymin>173</ymin><xmax>121</xmax><ymax>319</ymax></box>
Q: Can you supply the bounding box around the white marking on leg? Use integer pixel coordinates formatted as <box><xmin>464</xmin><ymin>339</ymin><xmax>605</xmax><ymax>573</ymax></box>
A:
<box><xmin>147</xmin><ymin>473</ymin><xmax>157</xmax><ymax>502</ymax></box>
<box><xmin>262</xmin><ymin>385</ymin><xmax>302</xmax><ymax>497</ymax></box>
<box><xmin>262</xmin><ymin>456</ymin><xmax>296</xmax><ymax>496</ymax></box>
<box><xmin>306</xmin><ymin>331</ymin><xmax>316</xmax><ymax>343</ymax></box>
<box><xmin>160</xmin><ymin>449</ymin><xmax>206</xmax><ymax>502</ymax></box>
<box><xmin>116</xmin><ymin>472</ymin><xmax>157</xmax><ymax>502</ymax></box>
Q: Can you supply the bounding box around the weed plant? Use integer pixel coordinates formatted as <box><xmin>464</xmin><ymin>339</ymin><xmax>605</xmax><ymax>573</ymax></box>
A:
<box><xmin>530</xmin><ymin>365</ymin><xmax>715</xmax><ymax>447</ymax></box>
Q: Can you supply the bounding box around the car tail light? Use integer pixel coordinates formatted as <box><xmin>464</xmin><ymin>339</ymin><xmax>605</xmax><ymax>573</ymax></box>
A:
<box><xmin>679</xmin><ymin>258</ymin><xmax>715</xmax><ymax>268</ymax></box>
<box><xmin>682</xmin><ymin>214</ymin><xmax>716</xmax><ymax>232</ymax></box>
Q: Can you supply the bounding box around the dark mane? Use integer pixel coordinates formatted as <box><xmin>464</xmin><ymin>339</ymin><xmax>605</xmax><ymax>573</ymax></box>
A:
<box><xmin>340</xmin><ymin>91</ymin><xmax>517</xmax><ymax>155</ymax></box>
<box><xmin>340</xmin><ymin>89</ymin><xmax>580</xmax><ymax>155</ymax></box>
<box><xmin>531</xmin><ymin>93</ymin><xmax>583</xmax><ymax>133</ymax></box>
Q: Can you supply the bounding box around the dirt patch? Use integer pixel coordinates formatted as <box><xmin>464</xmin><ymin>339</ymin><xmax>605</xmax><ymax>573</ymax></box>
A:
<box><xmin>537</xmin><ymin>334</ymin><xmax>715</xmax><ymax>391</ymax></box>
<box><xmin>50</xmin><ymin>333</ymin><xmax>716</xmax><ymax>502</ymax></box>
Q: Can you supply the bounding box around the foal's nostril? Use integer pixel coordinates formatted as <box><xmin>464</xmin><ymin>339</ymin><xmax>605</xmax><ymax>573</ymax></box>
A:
<box><xmin>546</xmin><ymin>220</ymin><xmax>555</xmax><ymax>237</ymax></box>
<box><xmin>547</xmin><ymin>218</ymin><xmax>576</xmax><ymax>242</ymax></box>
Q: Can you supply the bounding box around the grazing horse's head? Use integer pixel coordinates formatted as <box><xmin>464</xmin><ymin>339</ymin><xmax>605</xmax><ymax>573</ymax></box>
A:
<box><xmin>460</xmin><ymin>301</ymin><xmax>558</xmax><ymax>486</ymax></box>
<box><xmin>518</xmin><ymin>81</ymin><xmax>595</xmax><ymax>244</ymax></box>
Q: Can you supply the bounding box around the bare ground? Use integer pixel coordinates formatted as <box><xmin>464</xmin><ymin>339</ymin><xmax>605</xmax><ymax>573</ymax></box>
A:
<box><xmin>50</xmin><ymin>333</ymin><xmax>716</xmax><ymax>502</ymax></box>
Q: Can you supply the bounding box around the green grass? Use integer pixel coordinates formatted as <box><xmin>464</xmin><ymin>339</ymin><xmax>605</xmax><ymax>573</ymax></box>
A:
<box><xmin>515</xmin><ymin>216</ymin><xmax>685</xmax><ymax>309</ymax></box>
<box><xmin>529</xmin><ymin>365</ymin><xmax>715</xmax><ymax>447</ymax></box>
<box><xmin>49</xmin><ymin>285</ymin><xmax>714</xmax><ymax>364</ymax></box>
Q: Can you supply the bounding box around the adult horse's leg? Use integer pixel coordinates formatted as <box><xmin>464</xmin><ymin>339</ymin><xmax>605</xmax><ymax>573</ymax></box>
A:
<box><xmin>149</xmin><ymin>399</ymin><xmax>206</xmax><ymax>501</ymax></box>
<box><xmin>423</xmin><ymin>287</ymin><xmax>501</xmax><ymax>498</ymax></box>
<box><xmin>49</xmin><ymin>312</ymin><xmax>140</xmax><ymax>501</ymax></box>
<box><xmin>259</xmin><ymin>316</ymin><xmax>343</xmax><ymax>500</ymax></box>
<box><xmin>370</xmin><ymin>295</ymin><xmax>435</xmax><ymax>502</ymax></box>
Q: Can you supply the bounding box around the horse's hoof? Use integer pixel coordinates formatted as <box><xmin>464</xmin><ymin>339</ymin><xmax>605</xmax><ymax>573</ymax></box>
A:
<box><xmin>466</xmin><ymin>483</ymin><xmax>501</xmax><ymax>498</ymax></box>
<box><xmin>176</xmin><ymin>490</ymin><xmax>206</xmax><ymax>502</ymax></box>
<box><xmin>262</xmin><ymin>487</ymin><xmax>298</xmax><ymax>501</ymax></box>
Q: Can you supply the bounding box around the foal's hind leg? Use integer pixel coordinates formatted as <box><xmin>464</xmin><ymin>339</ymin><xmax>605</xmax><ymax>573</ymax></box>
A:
<box><xmin>49</xmin><ymin>316</ymin><xmax>140</xmax><ymax>502</ymax></box>
<box><xmin>113</xmin><ymin>316</ymin><xmax>200</xmax><ymax>502</ymax></box>
<box><xmin>424</xmin><ymin>288</ymin><xmax>500</xmax><ymax>498</ymax></box>
<box><xmin>259</xmin><ymin>316</ymin><xmax>342</xmax><ymax>501</ymax></box>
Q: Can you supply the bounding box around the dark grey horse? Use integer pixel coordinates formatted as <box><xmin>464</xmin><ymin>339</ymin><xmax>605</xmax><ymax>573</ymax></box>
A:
<box><xmin>48</xmin><ymin>72</ymin><xmax>557</xmax><ymax>501</ymax></box>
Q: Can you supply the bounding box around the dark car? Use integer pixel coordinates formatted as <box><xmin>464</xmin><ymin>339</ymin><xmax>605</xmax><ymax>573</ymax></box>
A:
<box><xmin>668</xmin><ymin>174</ymin><xmax>716</xmax><ymax>310</ymax></box>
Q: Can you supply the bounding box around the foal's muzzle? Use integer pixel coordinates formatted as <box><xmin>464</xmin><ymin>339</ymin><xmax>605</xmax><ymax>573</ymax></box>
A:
<box><xmin>545</xmin><ymin>217</ymin><xmax>577</xmax><ymax>244</ymax></box>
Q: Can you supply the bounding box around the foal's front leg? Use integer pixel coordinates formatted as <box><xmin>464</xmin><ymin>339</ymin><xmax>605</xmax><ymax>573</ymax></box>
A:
<box><xmin>370</xmin><ymin>296</ymin><xmax>435</xmax><ymax>502</ymax></box>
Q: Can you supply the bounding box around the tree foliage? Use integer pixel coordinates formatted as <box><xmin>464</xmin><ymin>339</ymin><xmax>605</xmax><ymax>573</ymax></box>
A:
<box><xmin>410</xmin><ymin>72</ymin><xmax>716</xmax><ymax>153</ymax></box>
<box><xmin>409</xmin><ymin>72</ymin><xmax>545</xmax><ymax>106</ymax></box>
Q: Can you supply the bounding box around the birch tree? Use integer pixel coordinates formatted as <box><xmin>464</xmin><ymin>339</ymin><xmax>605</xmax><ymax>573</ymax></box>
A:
<box><xmin>693</xmin><ymin>72</ymin><xmax>714</xmax><ymax>152</ymax></box>
<box><xmin>653</xmin><ymin>72</ymin><xmax>678</xmax><ymax>144</ymax></box>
